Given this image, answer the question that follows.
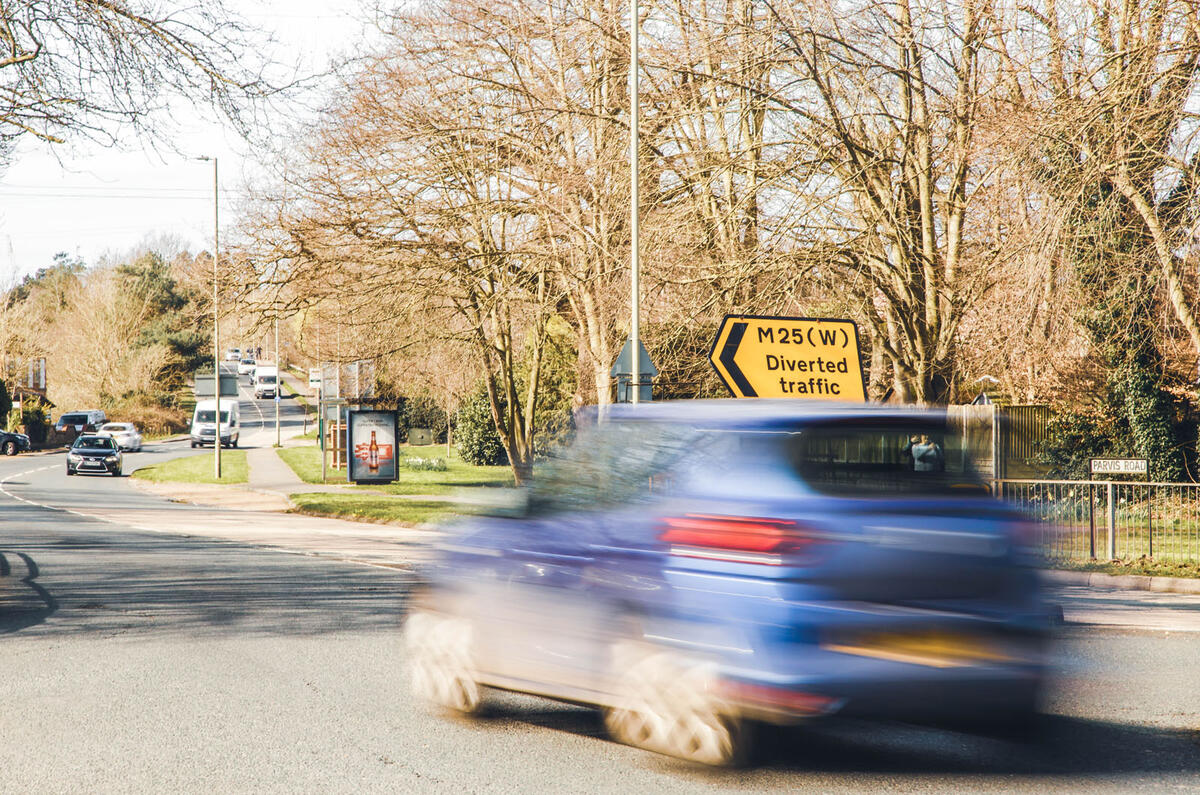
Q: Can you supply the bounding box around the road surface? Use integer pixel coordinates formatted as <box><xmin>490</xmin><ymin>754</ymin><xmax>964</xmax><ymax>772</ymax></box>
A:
<box><xmin>1</xmin><ymin>376</ymin><xmax>1198</xmax><ymax>791</ymax></box>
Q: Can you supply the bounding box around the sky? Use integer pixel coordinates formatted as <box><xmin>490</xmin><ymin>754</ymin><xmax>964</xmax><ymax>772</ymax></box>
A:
<box><xmin>0</xmin><ymin>1</ymin><xmax>370</xmax><ymax>283</ymax></box>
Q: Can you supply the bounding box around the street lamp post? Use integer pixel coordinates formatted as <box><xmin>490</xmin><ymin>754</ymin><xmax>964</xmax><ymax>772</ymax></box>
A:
<box><xmin>197</xmin><ymin>155</ymin><xmax>221</xmax><ymax>478</ymax></box>
<box><xmin>274</xmin><ymin>313</ymin><xmax>280</xmax><ymax>447</ymax></box>
<box><xmin>629</xmin><ymin>0</ymin><xmax>641</xmax><ymax>404</ymax></box>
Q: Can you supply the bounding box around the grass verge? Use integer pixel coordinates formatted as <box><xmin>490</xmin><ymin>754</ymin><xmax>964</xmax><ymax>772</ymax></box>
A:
<box><xmin>133</xmin><ymin>450</ymin><xmax>249</xmax><ymax>484</ymax></box>
<box><xmin>1050</xmin><ymin>558</ymin><xmax>1200</xmax><ymax>579</ymax></box>
<box><xmin>289</xmin><ymin>493</ymin><xmax>452</xmax><ymax>525</ymax></box>
<box><xmin>276</xmin><ymin>444</ymin><xmax>512</xmax><ymax>493</ymax></box>
<box><xmin>280</xmin><ymin>377</ymin><xmax>312</xmax><ymax>411</ymax></box>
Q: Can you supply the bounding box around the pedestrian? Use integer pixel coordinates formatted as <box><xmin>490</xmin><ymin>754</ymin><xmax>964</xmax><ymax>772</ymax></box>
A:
<box><xmin>911</xmin><ymin>434</ymin><xmax>944</xmax><ymax>473</ymax></box>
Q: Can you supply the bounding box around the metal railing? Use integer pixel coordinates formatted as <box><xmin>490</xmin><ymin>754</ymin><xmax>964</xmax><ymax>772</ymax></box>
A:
<box><xmin>996</xmin><ymin>479</ymin><xmax>1200</xmax><ymax>563</ymax></box>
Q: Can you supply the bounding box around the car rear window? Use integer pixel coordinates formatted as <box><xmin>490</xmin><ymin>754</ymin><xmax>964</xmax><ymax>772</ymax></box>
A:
<box><xmin>788</xmin><ymin>422</ymin><xmax>987</xmax><ymax>497</ymax></box>
<box><xmin>60</xmin><ymin>414</ymin><xmax>88</xmax><ymax>425</ymax></box>
<box><xmin>527</xmin><ymin>422</ymin><xmax>701</xmax><ymax>514</ymax></box>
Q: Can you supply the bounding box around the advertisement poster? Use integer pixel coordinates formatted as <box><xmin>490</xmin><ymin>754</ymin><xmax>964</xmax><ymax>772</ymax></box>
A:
<box><xmin>347</xmin><ymin>410</ymin><xmax>398</xmax><ymax>484</ymax></box>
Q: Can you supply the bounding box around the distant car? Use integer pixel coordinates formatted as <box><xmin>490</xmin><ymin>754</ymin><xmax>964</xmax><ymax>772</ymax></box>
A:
<box><xmin>54</xmin><ymin>410</ymin><xmax>106</xmax><ymax>434</ymax></box>
<box><xmin>0</xmin><ymin>428</ymin><xmax>31</xmax><ymax>456</ymax></box>
<box><xmin>254</xmin><ymin>365</ymin><xmax>278</xmax><ymax>399</ymax></box>
<box><xmin>66</xmin><ymin>434</ymin><xmax>122</xmax><ymax>476</ymax></box>
<box><xmin>97</xmin><ymin>422</ymin><xmax>143</xmax><ymax>452</ymax></box>
<box><xmin>407</xmin><ymin>400</ymin><xmax>1054</xmax><ymax>766</ymax></box>
<box><xmin>226</xmin><ymin>348</ymin><xmax>241</xmax><ymax>361</ymax></box>
<box><xmin>238</xmin><ymin>357</ymin><xmax>256</xmax><ymax>376</ymax></box>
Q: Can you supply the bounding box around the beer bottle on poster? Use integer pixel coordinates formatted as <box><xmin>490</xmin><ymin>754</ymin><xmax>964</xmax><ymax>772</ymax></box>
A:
<box><xmin>368</xmin><ymin>430</ymin><xmax>379</xmax><ymax>473</ymax></box>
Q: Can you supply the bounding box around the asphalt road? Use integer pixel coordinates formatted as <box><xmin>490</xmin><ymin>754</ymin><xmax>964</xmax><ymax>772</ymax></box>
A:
<box><xmin>1</xmin><ymin>381</ymin><xmax>1198</xmax><ymax>791</ymax></box>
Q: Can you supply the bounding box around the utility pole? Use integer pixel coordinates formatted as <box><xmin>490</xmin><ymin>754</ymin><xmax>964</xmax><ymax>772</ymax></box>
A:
<box><xmin>629</xmin><ymin>0</ymin><xmax>641</xmax><ymax>404</ymax></box>
<box><xmin>274</xmin><ymin>313</ymin><xmax>280</xmax><ymax>447</ymax></box>
<box><xmin>196</xmin><ymin>155</ymin><xmax>222</xmax><ymax>478</ymax></box>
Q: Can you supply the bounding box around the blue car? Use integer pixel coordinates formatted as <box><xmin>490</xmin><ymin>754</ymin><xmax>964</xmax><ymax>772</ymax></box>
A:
<box><xmin>406</xmin><ymin>400</ymin><xmax>1054</xmax><ymax>766</ymax></box>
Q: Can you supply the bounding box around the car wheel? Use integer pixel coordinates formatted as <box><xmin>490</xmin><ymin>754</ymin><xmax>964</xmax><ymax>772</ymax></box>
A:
<box><xmin>604</xmin><ymin>640</ymin><xmax>748</xmax><ymax>766</ymax></box>
<box><xmin>66</xmin><ymin>467</ymin><xmax>75</xmax><ymax>476</ymax></box>
<box><xmin>191</xmin><ymin>442</ymin><xmax>197</xmax><ymax>449</ymax></box>
<box><xmin>112</xmin><ymin>468</ymin><xmax>121</xmax><ymax>477</ymax></box>
<box><xmin>3</xmin><ymin>440</ymin><xmax>16</xmax><ymax>456</ymax></box>
<box><xmin>232</xmin><ymin>438</ymin><xmax>238</xmax><ymax>448</ymax></box>
<box><xmin>403</xmin><ymin>609</ymin><xmax>483</xmax><ymax>716</ymax></box>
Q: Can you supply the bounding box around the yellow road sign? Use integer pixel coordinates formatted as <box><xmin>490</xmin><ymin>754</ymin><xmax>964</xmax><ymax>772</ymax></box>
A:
<box><xmin>708</xmin><ymin>315</ymin><xmax>866</xmax><ymax>401</ymax></box>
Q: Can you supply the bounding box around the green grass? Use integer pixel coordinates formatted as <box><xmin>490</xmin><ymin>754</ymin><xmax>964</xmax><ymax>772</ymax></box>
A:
<box><xmin>1050</xmin><ymin>558</ymin><xmax>1200</xmax><ymax>579</ymax></box>
<box><xmin>289</xmin><ymin>493</ymin><xmax>453</xmax><ymax>525</ymax></box>
<box><xmin>276</xmin><ymin>444</ymin><xmax>512</xmax><ymax>493</ymax></box>
<box><xmin>280</xmin><ymin>377</ymin><xmax>312</xmax><ymax>411</ymax></box>
<box><xmin>276</xmin><ymin>446</ymin><xmax>328</xmax><ymax>484</ymax></box>
<box><xmin>133</xmin><ymin>450</ymin><xmax>249</xmax><ymax>484</ymax></box>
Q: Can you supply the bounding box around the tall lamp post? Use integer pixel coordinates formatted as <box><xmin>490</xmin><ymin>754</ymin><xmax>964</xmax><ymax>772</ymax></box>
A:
<box><xmin>274</xmin><ymin>313</ymin><xmax>281</xmax><ymax>447</ymax></box>
<box><xmin>196</xmin><ymin>156</ymin><xmax>221</xmax><ymax>478</ymax></box>
<box><xmin>629</xmin><ymin>0</ymin><xmax>641</xmax><ymax>404</ymax></box>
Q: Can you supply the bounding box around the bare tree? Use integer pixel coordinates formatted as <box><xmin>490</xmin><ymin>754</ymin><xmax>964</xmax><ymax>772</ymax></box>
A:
<box><xmin>0</xmin><ymin>0</ymin><xmax>280</xmax><ymax>157</ymax></box>
<box><xmin>237</xmin><ymin>12</ymin><xmax>558</xmax><ymax>483</ymax></box>
<box><xmin>761</xmin><ymin>0</ymin><xmax>1005</xmax><ymax>403</ymax></box>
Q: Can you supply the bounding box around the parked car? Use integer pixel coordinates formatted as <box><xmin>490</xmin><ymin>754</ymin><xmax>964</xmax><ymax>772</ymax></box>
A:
<box><xmin>405</xmin><ymin>400</ymin><xmax>1055</xmax><ymax>766</ymax></box>
<box><xmin>66</xmin><ymin>434</ymin><xmax>122</xmax><ymax>476</ymax></box>
<box><xmin>54</xmin><ymin>410</ymin><xmax>106</xmax><ymax>433</ymax></box>
<box><xmin>226</xmin><ymin>348</ymin><xmax>241</xmax><ymax>361</ymax></box>
<box><xmin>238</xmin><ymin>357</ymin><xmax>256</xmax><ymax>376</ymax></box>
<box><xmin>0</xmin><ymin>428</ymin><xmax>31</xmax><ymax>456</ymax></box>
<box><xmin>97</xmin><ymin>422</ymin><xmax>143</xmax><ymax>452</ymax></box>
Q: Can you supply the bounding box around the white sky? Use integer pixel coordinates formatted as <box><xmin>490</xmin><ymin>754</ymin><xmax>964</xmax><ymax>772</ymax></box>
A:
<box><xmin>0</xmin><ymin>1</ymin><xmax>370</xmax><ymax>281</ymax></box>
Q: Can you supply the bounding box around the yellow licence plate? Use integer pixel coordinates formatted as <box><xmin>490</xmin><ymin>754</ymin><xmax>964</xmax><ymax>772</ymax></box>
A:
<box><xmin>822</xmin><ymin>631</ymin><xmax>1014</xmax><ymax>668</ymax></box>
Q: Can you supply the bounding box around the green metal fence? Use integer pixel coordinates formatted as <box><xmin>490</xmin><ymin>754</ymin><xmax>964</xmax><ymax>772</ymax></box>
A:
<box><xmin>997</xmin><ymin>479</ymin><xmax>1200</xmax><ymax>562</ymax></box>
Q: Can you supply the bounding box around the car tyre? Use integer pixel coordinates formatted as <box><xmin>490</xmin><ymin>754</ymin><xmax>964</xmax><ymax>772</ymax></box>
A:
<box><xmin>605</xmin><ymin>640</ymin><xmax>749</xmax><ymax>767</ymax></box>
<box><xmin>191</xmin><ymin>441</ymin><xmax>197</xmax><ymax>449</ymax></box>
<box><xmin>3</xmin><ymin>440</ymin><xmax>16</xmax><ymax>456</ymax></box>
<box><xmin>66</xmin><ymin>467</ymin><xmax>75</xmax><ymax>476</ymax></box>
<box><xmin>404</xmin><ymin>609</ymin><xmax>483</xmax><ymax>716</ymax></box>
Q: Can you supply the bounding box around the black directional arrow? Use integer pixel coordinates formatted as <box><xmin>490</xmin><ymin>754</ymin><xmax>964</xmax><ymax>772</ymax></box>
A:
<box><xmin>718</xmin><ymin>321</ymin><xmax>757</xmax><ymax>397</ymax></box>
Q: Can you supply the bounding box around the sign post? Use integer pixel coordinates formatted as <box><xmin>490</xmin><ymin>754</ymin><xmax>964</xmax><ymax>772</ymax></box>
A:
<box><xmin>708</xmin><ymin>315</ymin><xmax>866</xmax><ymax>401</ymax></box>
<box><xmin>1089</xmin><ymin>458</ymin><xmax>1150</xmax><ymax>560</ymax></box>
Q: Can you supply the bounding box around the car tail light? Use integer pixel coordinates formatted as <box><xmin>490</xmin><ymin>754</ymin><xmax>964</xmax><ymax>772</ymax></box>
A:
<box><xmin>657</xmin><ymin>514</ymin><xmax>824</xmax><ymax>565</ymax></box>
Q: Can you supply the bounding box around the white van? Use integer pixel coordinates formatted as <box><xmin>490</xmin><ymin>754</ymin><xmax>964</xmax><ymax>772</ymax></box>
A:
<box><xmin>254</xmin><ymin>365</ymin><xmax>279</xmax><ymax>399</ymax></box>
<box><xmin>190</xmin><ymin>399</ymin><xmax>240</xmax><ymax>448</ymax></box>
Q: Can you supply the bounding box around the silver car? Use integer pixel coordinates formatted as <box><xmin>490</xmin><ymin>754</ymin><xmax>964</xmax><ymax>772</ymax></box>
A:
<box><xmin>97</xmin><ymin>422</ymin><xmax>143</xmax><ymax>452</ymax></box>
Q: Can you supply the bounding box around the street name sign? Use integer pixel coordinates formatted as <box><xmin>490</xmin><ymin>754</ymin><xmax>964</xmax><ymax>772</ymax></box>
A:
<box><xmin>708</xmin><ymin>315</ymin><xmax>866</xmax><ymax>401</ymax></box>
<box><xmin>1090</xmin><ymin>458</ymin><xmax>1149</xmax><ymax>476</ymax></box>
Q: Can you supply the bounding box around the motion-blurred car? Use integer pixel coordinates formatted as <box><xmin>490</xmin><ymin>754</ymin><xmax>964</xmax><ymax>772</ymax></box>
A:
<box><xmin>66</xmin><ymin>434</ymin><xmax>122</xmax><ymax>476</ymax></box>
<box><xmin>238</xmin><ymin>357</ymin><xmax>256</xmax><ymax>376</ymax></box>
<box><xmin>406</xmin><ymin>400</ymin><xmax>1054</xmax><ymax>766</ymax></box>
<box><xmin>0</xmin><ymin>428</ymin><xmax>31</xmax><ymax>456</ymax></box>
<box><xmin>54</xmin><ymin>409</ymin><xmax>106</xmax><ymax>434</ymax></box>
<box><xmin>97</xmin><ymin>422</ymin><xmax>143</xmax><ymax>452</ymax></box>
